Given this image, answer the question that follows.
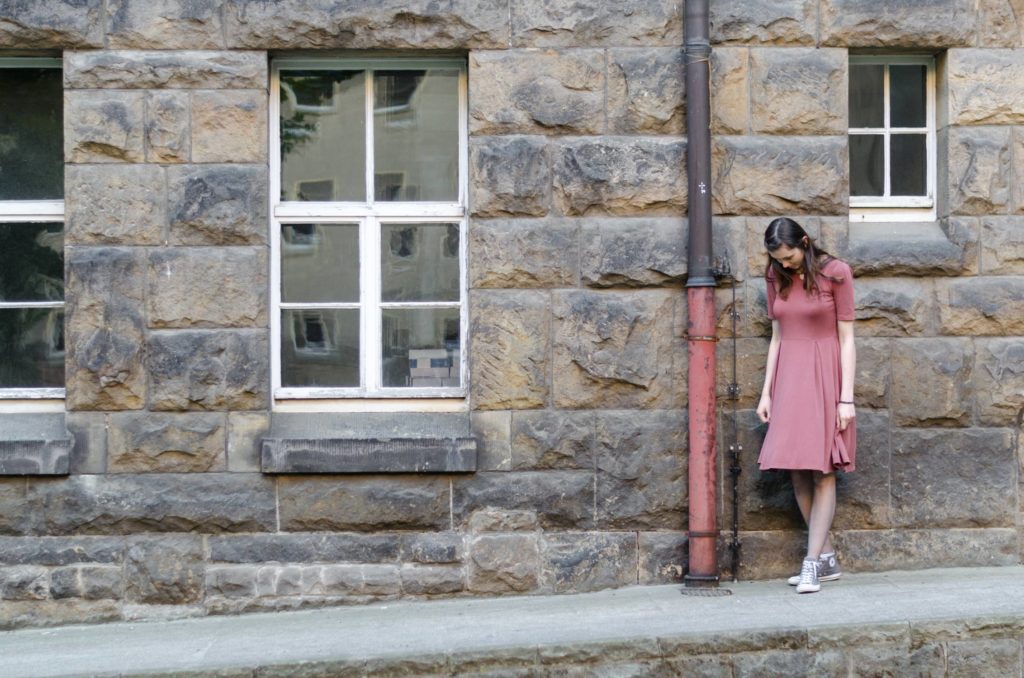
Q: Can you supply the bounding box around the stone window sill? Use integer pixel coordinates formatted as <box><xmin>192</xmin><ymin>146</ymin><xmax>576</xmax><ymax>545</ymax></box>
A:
<box><xmin>845</xmin><ymin>220</ymin><xmax>973</xmax><ymax>277</ymax></box>
<box><xmin>0</xmin><ymin>413</ymin><xmax>72</xmax><ymax>476</ymax></box>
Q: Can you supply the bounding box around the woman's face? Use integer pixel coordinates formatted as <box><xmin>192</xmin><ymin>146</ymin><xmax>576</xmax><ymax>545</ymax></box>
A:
<box><xmin>769</xmin><ymin>244</ymin><xmax>805</xmax><ymax>272</ymax></box>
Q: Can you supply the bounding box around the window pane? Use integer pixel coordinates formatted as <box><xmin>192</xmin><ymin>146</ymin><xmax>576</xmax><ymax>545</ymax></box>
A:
<box><xmin>890</xmin><ymin>134</ymin><xmax>927</xmax><ymax>196</ymax></box>
<box><xmin>374</xmin><ymin>70</ymin><xmax>459</xmax><ymax>201</ymax></box>
<box><xmin>381</xmin><ymin>223</ymin><xmax>460</xmax><ymax>303</ymax></box>
<box><xmin>281</xmin><ymin>224</ymin><xmax>359</xmax><ymax>304</ymax></box>
<box><xmin>849</xmin><ymin>64</ymin><xmax>884</xmax><ymax>128</ymax></box>
<box><xmin>0</xmin><ymin>67</ymin><xmax>63</xmax><ymax>200</ymax></box>
<box><xmin>280</xmin><ymin>70</ymin><xmax>365</xmax><ymax>202</ymax></box>
<box><xmin>382</xmin><ymin>308</ymin><xmax>460</xmax><ymax>388</ymax></box>
<box><xmin>0</xmin><ymin>307</ymin><xmax>64</xmax><ymax>388</ymax></box>
<box><xmin>890</xmin><ymin>65</ymin><xmax>926</xmax><ymax>128</ymax></box>
<box><xmin>850</xmin><ymin>134</ymin><xmax>884</xmax><ymax>197</ymax></box>
<box><xmin>0</xmin><ymin>223</ymin><xmax>63</xmax><ymax>302</ymax></box>
<box><xmin>281</xmin><ymin>309</ymin><xmax>359</xmax><ymax>387</ymax></box>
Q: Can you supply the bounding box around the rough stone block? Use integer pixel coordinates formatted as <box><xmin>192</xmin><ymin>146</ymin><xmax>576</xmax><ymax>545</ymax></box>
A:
<box><xmin>853</xmin><ymin>337</ymin><xmax>890</xmax><ymax>409</ymax></box>
<box><xmin>713</xmin><ymin>137</ymin><xmax>847</xmax><ymax>215</ymax></box>
<box><xmin>710</xmin><ymin>0</ymin><xmax>816</xmax><ymax>45</ymax></box>
<box><xmin>66</xmin><ymin>413</ymin><xmax>106</xmax><ymax>475</ymax></box>
<box><xmin>277</xmin><ymin>477</ymin><xmax>451</xmax><ymax>532</ymax></box>
<box><xmin>638</xmin><ymin>532</ymin><xmax>686</xmax><ymax>584</ymax></box>
<box><xmin>321</xmin><ymin>564</ymin><xmax>400</xmax><ymax>596</ymax></box>
<box><xmin>402</xmin><ymin>533</ymin><xmax>464</xmax><ymax>564</ymax></box>
<box><xmin>468</xmin><ymin>533</ymin><xmax>540</xmax><ymax>594</ymax></box>
<box><xmin>892</xmin><ymin>338</ymin><xmax>973</xmax><ymax>426</ymax></box>
<box><xmin>749</xmin><ymin>48</ymin><xmax>847</xmax><ymax>134</ymax></box>
<box><xmin>453</xmin><ymin>472</ymin><xmax>594</xmax><ymax>529</ymax></box>
<box><xmin>510</xmin><ymin>0</ymin><xmax>682</xmax><ymax>47</ymax></box>
<box><xmin>124</xmin><ymin>535</ymin><xmax>204</xmax><ymax>604</ymax></box>
<box><xmin>65</xmin><ymin>90</ymin><xmax>145</xmax><ymax>164</ymax></box>
<box><xmin>469</xmin><ymin>291</ymin><xmax>550</xmax><ymax>410</ymax></box>
<box><xmin>510</xmin><ymin>410</ymin><xmax>595</xmax><ymax>471</ymax></box>
<box><xmin>947</xmin><ymin>49</ymin><xmax>1024</xmax><ymax>124</ymax></box>
<box><xmin>37</xmin><ymin>473</ymin><xmax>276</xmax><ymax>534</ymax></box>
<box><xmin>607</xmin><ymin>48</ymin><xmax>685</xmax><ymax>135</ymax></box>
<box><xmin>0</xmin><ymin>481</ymin><xmax>43</xmax><ymax>536</ymax></box>
<box><xmin>726</xmin><ymin>410</ymin><xmax>802</xmax><ymax>532</ymax></box>
<box><xmin>0</xmin><ymin>566</ymin><xmax>48</xmax><ymax>600</ymax></box>
<box><xmin>553</xmin><ymin>137</ymin><xmax>686</xmax><ymax>217</ymax></box>
<box><xmin>892</xmin><ymin>428</ymin><xmax>1016</xmax><ymax>528</ymax></box>
<box><xmin>1015</xmin><ymin>129</ymin><xmax>1024</xmax><ymax>214</ymax></box>
<box><xmin>730</xmin><ymin>530</ymin><xmax>806</xmax><ymax>580</ymax></box>
<box><xmin>467</xmin><ymin>508</ymin><xmax>540</xmax><ymax>533</ymax></box>
<box><xmin>107</xmin><ymin>0</ymin><xmax>225</xmax><ymax>49</ymax></box>
<box><xmin>839</xmin><ymin>528</ymin><xmax>1019</xmax><ymax>571</ymax></box>
<box><xmin>978</xmin><ymin>0</ymin><xmax>1024</xmax><ymax>46</ymax></box>
<box><xmin>107</xmin><ymin>412</ymin><xmax>226</xmax><ymax>473</ymax></box>
<box><xmin>222</xmin><ymin>0</ymin><xmax>510</xmax><ymax>49</ymax></box>
<box><xmin>0</xmin><ymin>600</ymin><xmax>121</xmax><ymax>631</ymax></box>
<box><xmin>471</xmin><ymin>411</ymin><xmax>511</xmax><ymax>472</ymax></box>
<box><xmin>65</xmin><ymin>50</ymin><xmax>267</xmax><ymax>89</ymax></box>
<box><xmin>833</xmin><ymin>410</ymin><xmax>892</xmax><ymax>529</ymax></box>
<box><xmin>469</xmin><ymin>136</ymin><xmax>550</xmax><ymax>218</ymax></box>
<box><xmin>208</xmin><ymin>533</ymin><xmax>401</xmax><ymax>564</ymax></box>
<box><xmin>145</xmin><ymin>91</ymin><xmax>189</xmax><ymax>163</ymax></box>
<box><xmin>542</xmin><ymin>532</ymin><xmax>637</xmax><ymax>593</ymax></box>
<box><xmin>937</xmin><ymin>277</ymin><xmax>1024</xmax><ymax>335</ymax></box>
<box><xmin>846</xmin><ymin>221</ymin><xmax>974</xmax><ymax>276</ymax></box>
<box><xmin>579</xmin><ymin>219</ymin><xmax>687</xmax><ymax>288</ymax></box>
<box><xmin>981</xmin><ymin>217</ymin><xmax>1024</xmax><ymax>273</ymax></box>
<box><xmin>227</xmin><ymin>412</ymin><xmax>268</xmax><ymax>472</ymax></box>
<box><xmin>710</xmin><ymin>48</ymin><xmax>750</xmax><ymax>134</ymax></box>
<box><xmin>974</xmin><ymin>339</ymin><xmax>1024</xmax><ymax>426</ymax></box>
<box><xmin>469</xmin><ymin>219</ymin><xmax>578</xmax><ymax>289</ymax></box>
<box><xmin>947</xmin><ymin>126</ymin><xmax>1012</xmax><ymax>216</ymax></box>
<box><xmin>595</xmin><ymin>410</ymin><xmax>687</xmax><ymax>530</ymax></box>
<box><xmin>205</xmin><ymin>565</ymin><xmax>258</xmax><ymax>599</ymax></box>
<box><xmin>731</xmin><ymin>650</ymin><xmax>835</xmax><ymax>676</ymax></box>
<box><xmin>0</xmin><ymin>0</ymin><xmax>103</xmax><ymax>48</ymax></box>
<box><xmin>65</xmin><ymin>164</ymin><xmax>165</xmax><ymax>245</ymax></box>
<box><xmin>715</xmin><ymin>338</ymin><xmax>769</xmax><ymax>410</ymax></box>
<box><xmin>854</xmin><ymin>278</ymin><xmax>935</xmax><ymax>337</ymax></box>
<box><xmin>50</xmin><ymin>565</ymin><xmax>122</xmax><ymax>600</ymax></box>
<box><xmin>400</xmin><ymin>564</ymin><xmax>464</xmax><ymax>596</ymax></box>
<box><xmin>470</xmin><ymin>49</ymin><xmax>604</xmax><ymax>135</ymax></box>
<box><xmin>820</xmin><ymin>0</ymin><xmax>976</xmax><ymax>47</ymax></box>
<box><xmin>946</xmin><ymin>638</ymin><xmax>1021</xmax><ymax>677</ymax></box>
<box><xmin>167</xmin><ymin>164</ymin><xmax>268</xmax><ymax>245</ymax></box>
<box><xmin>65</xmin><ymin>247</ymin><xmax>147</xmax><ymax>411</ymax></box>
<box><xmin>552</xmin><ymin>290</ymin><xmax>675</xmax><ymax>409</ymax></box>
<box><xmin>191</xmin><ymin>90</ymin><xmax>267</xmax><ymax>163</ymax></box>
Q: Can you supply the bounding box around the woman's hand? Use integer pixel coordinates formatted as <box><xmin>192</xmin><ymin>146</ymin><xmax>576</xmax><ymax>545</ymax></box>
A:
<box><xmin>837</xmin><ymin>402</ymin><xmax>856</xmax><ymax>431</ymax></box>
<box><xmin>756</xmin><ymin>394</ymin><xmax>771</xmax><ymax>423</ymax></box>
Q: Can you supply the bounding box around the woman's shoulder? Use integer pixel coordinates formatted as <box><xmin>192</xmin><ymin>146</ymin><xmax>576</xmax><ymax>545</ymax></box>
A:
<box><xmin>820</xmin><ymin>257</ymin><xmax>852</xmax><ymax>278</ymax></box>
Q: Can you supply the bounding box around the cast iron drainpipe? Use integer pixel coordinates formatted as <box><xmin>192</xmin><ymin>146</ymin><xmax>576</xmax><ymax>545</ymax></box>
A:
<box><xmin>683</xmin><ymin>0</ymin><xmax>719</xmax><ymax>588</ymax></box>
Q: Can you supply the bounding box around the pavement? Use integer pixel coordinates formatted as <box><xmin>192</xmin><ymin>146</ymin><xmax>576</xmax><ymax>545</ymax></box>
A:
<box><xmin>2</xmin><ymin>566</ymin><xmax>1023</xmax><ymax>677</ymax></box>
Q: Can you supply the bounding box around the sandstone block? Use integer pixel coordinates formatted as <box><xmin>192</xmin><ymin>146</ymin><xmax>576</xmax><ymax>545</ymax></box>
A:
<box><xmin>467</xmin><ymin>508</ymin><xmax>540</xmax><ymax>533</ymax></box>
<box><xmin>322</xmin><ymin>564</ymin><xmax>400</xmax><ymax>596</ymax></box>
<box><xmin>277</xmin><ymin>477</ymin><xmax>450</xmax><ymax>532</ymax></box>
<box><xmin>469</xmin><ymin>50</ymin><xmax>604</xmax><ymax>135</ymax></box>
<box><xmin>468</xmin><ymin>533</ymin><xmax>540</xmax><ymax>594</ymax></box>
<box><xmin>167</xmin><ymin>165</ymin><xmax>268</xmax><ymax>245</ymax></box>
<box><xmin>833</xmin><ymin>410</ymin><xmax>892</xmax><ymax>529</ymax></box>
<box><xmin>0</xmin><ymin>600</ymin><xmax>120</xmax><ymax>631</ymax></box>
<box><xmin>0</xmin><ymin>566</ymin><xmax>48</xmax><ymax>600</ymax></box>
<box><xmin>553</xmin><ymin>137</ymin><xmax>686</xmax><ymax>217</ymax></box>
<box><xmin>750</xmin><ymin>48</ymin><xmax>847</xmax><ymax>134</ymax></box>
<box><xmin>820</xmin><ymin>0</ymin><xmax>976</xmax><ymax>47</ymax></box>
<box><xmin>145</xmin><ymin>91</ymin><xmax>189</xmax><ymax>163</ymax></box>
<box><xmin>469</xmin><ymin>219</ymin><xmax>578</xmax><ymax>288</ymax></box>
<box><xmin>65</xmin><ymin>50</ymin><xmax>267</xmax><ymax>89</ymax></box>
<box><xmin>400</xmin><ymin>564</ymin><xmax>464</xmax><ymax>595</ymax></box>
<box><xmin>892</xmin><ymin>338</ymin><xmax>973</xmax><ymax>426</ymax></box>
<box><xmin>50</xmin><ymin>565</ymin><xmax>122</xmax><ymax>600</ymax></box>
<box><xmin>846</xmin><ymin>222</ymin><xmax>974</xmax><ymax>276</ymax></box>
<box><xmin>469</xmin><ymin>291</ymin><xmax>550</xmax><ymax>410</ymax></box>
<box><xmin>65</xmin><ymin>247</ymin><xmax>147</xmax><ymax>411</ymax></box>
<box><xmin>0</xmin><ymin>536</ymin><xmax>124</xmax><ymax>565</ymax></box>
<box><xmin>937</xmin><ymin>277</ymin><xmax>1024</xmax><ymax>335</ymax></box>
<box><xmin>892</xmin><ymin>428</ymin><xmax>1016</xmax><ymax>528</ymax></box>
<box><xmin>838</xmin><ymin>528</ymin><xmax>1019</xmax><ymax>572</ymax></box>
<box><xmin>973</xmin><ymin>339</ymin><xmax>1024</xmax><ymax>426</ymax></box>
<box><xmin>0</xmin><ymin>481</ymin><xmax>43</xmax><ymax>536</ymax></box>
<box><xmin>710</xmin><ymin>48</ymin><xmax>750</xmax><ymax>134</ymax></box>
<box><xmin>191</xmin><ymin>90</ymin><xmax>267</xmax><ymax>163</ymax></box>
<box><xmin>853</xmin><ymin>337</ymin><xmax>891</xmax><ymax>409</ymax></box>
<box><xmin>38</xmin><ymin>474</ymin><xmax>276</xmax><ymax>534</ymax></box>
<box><xmin>542</xmin><ymin>533</ymin><xmax>636</xmax><ymax>593</ymax></box>
<box><xmin>470</xmin><ymin>411</ymin><xmax>511</xmax><ymax>472</ymax></box>
<box><xmin>731</xmin><ymin>650</ymin><xmax>835</xmax><ymax>676</ymax></box>
<box><xmin>948</xmin><ymin>49</ymin><xmax>1024</xmax><ymax>124</ymax></box>
<box><xmin>469</xmin><ymin>136</ymin><xmax>550</xmax><ymax>218</ymax></box>
<box><xmin>727</xmin><ymin>410</ymin><xmax>802</xmax><ymax>532</ymax></box>
<box><xmin>223</xmin><ymin>0</ymin><xmax>509</xmax><ymax>49</ymax></box>
<box><xmin>710</xmin><ymin>0</ymin><xmax>816</xmax><ymax>45</ymax></box>
<box><xmin>107</xmin><ymin>412</ymin><xmax>226</xmax><ymax>473</ymax></box>
<box><xmin>66</xmin><ymin>412</ymin><xmax>107</xmax><ymax>474</ymax></box>
<box><xmin>854</xmin><ymin>278</ymin><xmax>935</xmax><ymax>337</ymax></box>
<box><xmin>453</xmin><ymin>471</ymin><xmax>594</xmax><ymax>529</ymax></box>
<box><xmin>637</xmin><ymin>532</ymin><xmax>686</xmax><ymax>584</ymax></box>
<box><xmin>65</xmin><ymin>90</ymin><xmax>145</xmax><ymax>163</ymax></box>
<box><xmin>977</xmin><ymin>0</ymin><xmax>1024</xmax><ymax>46</ymax></box>
<box><xmin>124</xmin><ymin>535</ymin><xmax>204</xmax><ymax>604</ymax></box>
<box><xmin>946</xmin><ymin>639</ymin><xmax>1021</xmax><ymax>677</ymax></box>
<box><xmin>729</xmin><ymin>530</ymin><xmax>805</xmax><ymax>580</ymax></box>
<box><xmin>205</xmin><ymin>565</ymin><xmax>257</xmax><ymax>599</ymax></box>
<box><xmin>947</xmin><ymin>127</ymin><xmax>1012</xmax><ymax>216</ymax></box>
<box><xmin>65</xmin><ymin>165</ymin><xmax>165</xmax><ymax>245</ymax></box>
<box><xmin>715</xmin><ymin>338</ymin><xmax>769</xmax><ymax>410</ymax></box>
<box><xmin>403</xmin><ymin>533</ymin><xmax>463</xmax><ymax>564</ymax></box>
<box><xmin>595</xmin><ymin>410</ymin><xmax>686</xmax><ymax>530</ymax></box>
<box><xmin>713</xmin><ymin>137</ymin><xmax>847</xmax><ymax>215</ymax></box>
<box><xmin>607</xmin><ymin>48</ymin><xmax>685</xmax><ymax>135</ymax></box>
<box><xmin>208</xmin><ymin>533</ymin><xmax>401</xmax><ymax>564</ymax></box>
<box><xmin>559</xmin><ymin>292</ymin><xmax>675</xmax><ymax>409</ymax></box>
<box><xmin>580</xmin><ymin>219</ymin><xmax>687</xmax><ymax>288</ymax></box>
<box><xmin>510</xmin><ymin>0</ymin><xmax>681</xmax><ymax>47</ymax></box>
<box><xmin>0</xmin><ymin>0</ymin><xmax>103</xmax><ymax>48</ymax></box>
<box><xmin>227</xmin><ymin>412</ymin><xmax>268</xmax><ymax>472</ymax></box>
<box><xmin>147</xmin><ymin>248</ymin><xmax>267</xmax><ymax>328</ymax></box>
<box><xmin>107</xmin><ymin>0</ymin><xmax>224</xmax><ymax>49</ymax></box>
<box><xmin>1015</xmin><ymin>129</ymin><xmax>1024</xmax><ymax>214</ymax></box>
<box><xmin>510</xmin><ymin>410</ymin><xmax>595</xmax><ymax>471</ymax></box>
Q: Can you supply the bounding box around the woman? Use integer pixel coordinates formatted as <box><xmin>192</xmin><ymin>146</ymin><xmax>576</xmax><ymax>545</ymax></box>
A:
<box><xmin>756</xmin><ymin>217</ymin><xmax>856</xmax><ymax>594</ymax></box>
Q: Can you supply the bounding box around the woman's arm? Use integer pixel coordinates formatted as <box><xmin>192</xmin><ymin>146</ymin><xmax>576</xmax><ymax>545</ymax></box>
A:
<box><xmin>756</xmin><ymin>320</ymin><xmax>781</xmax><ymax>423</ymax></box>
<box><xmin>837</xmin><ymin>320</ymin><xmax>856</xmax><ymax>431</ymax></box>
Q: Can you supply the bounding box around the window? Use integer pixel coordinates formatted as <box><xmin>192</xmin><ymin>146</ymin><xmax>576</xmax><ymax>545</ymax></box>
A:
<box><xmin>271</xmin><ymin>58</ymin><xmax>467</xmax><ymax>399</ymax></box>
<box><xmin>0</xmin><ymin>58</ymin><xmax>64</xmax><ymax>398</ymax></box>
<box><xmin>848</xmin><ymin>55</ymin><xmax>936</xmax><ymax>222</ymax></box>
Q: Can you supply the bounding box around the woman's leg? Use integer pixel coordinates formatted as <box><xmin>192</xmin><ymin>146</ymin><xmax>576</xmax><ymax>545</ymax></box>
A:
<box><xmin>790</xmin><ymin>471</ymin><xmax>834</xmax><ymax>555</ymax></box>
<box><xmin>805</xmin><ymin>471</ymin><xmax>837</xmax><ymax>560</ymax></box>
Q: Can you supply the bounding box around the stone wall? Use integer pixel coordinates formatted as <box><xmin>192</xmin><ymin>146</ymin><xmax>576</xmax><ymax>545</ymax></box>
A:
<box><xmin>0</xmin><ymin>0</ymin><xmax>1022</xmax><ymax>628</ymax></box>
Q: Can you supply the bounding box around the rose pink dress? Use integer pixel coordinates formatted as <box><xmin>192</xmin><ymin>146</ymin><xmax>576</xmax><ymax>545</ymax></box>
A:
<box><xmin>758</xmin><ymin>258</ymin><xmax>856</xmax><ymax>473</ymax></box>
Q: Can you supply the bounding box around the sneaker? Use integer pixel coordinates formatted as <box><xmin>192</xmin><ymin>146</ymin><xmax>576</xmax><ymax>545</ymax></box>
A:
<box><xmin>787</xmin><ymin>553</ymin><xmax>842</xmax><ymax>585</ymax></box>
<box><xmin>795</xmin><ymin>558</ymin><xmax>820</xmax><ymax>594</ymax></box>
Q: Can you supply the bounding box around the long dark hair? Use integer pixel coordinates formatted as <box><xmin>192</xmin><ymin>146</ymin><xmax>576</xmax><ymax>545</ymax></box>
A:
<box><xmin>764</xmin><ymin>217</ymin><xmax>838</xmax><ymax>298</ymax></box>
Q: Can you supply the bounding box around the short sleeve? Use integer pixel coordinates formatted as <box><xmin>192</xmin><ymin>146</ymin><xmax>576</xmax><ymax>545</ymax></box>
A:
<box><xmin>765</xmin><ymin>272</ymin><xmax>777</xmax><ymax>320</ymax></box>
<box><xmin>831</xmin><ymin>260</ymin><xmax>855</xmax><ymax>321</ymax></box>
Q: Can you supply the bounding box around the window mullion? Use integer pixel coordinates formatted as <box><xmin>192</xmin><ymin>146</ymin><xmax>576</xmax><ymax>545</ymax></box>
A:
<box><xmin>365</xmin><ymin>71</ymin><xmax>375</xmax><ymax>207</ymax></box>
<box><xmin>363</xmin><ymin>215</ymin><xmax>381</xmax><ymax>392</ymax></box>
<box><xmin>882</xmin><ymin>64</ymin><xmax>891</xmax><ymax>198</ymax></box>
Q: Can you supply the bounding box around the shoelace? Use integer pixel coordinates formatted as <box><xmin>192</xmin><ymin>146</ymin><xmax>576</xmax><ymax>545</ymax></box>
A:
<box><xmin>800</xmin><ymin>559</ymin><xmax>818</xmax><ymax>582</ymax></box>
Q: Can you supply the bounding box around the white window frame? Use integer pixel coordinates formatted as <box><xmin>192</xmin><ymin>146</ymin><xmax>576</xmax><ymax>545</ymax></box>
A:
<box><xmin>270</xmin><ymin>57</ymin><xmax>468</xmax><ymax>402</ymax></box>
<box><xmin>849</xmin><ymin>55</ymin><xmax>937</xmax><ymax>223</ymax></box>
<box><xmin>0</xmin><ymin>57</ymin><xmax>65</xmax><ymax>401</ymax></box>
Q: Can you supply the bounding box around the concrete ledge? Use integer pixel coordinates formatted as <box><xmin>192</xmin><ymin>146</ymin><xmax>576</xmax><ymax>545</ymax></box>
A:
<box><xmin>261</xmin><ymin>437</ymin><xmax>477</xmax><ymax>473</ymax></box>
<box><xmin>0</xmin><ymin>414</ymin><xmax>72</xmax><ymax>476</ymax></box>
<box><xmin>846</xmin><ymin>221</ymin><xmax>970</xmax><ymax>276</ymax></box>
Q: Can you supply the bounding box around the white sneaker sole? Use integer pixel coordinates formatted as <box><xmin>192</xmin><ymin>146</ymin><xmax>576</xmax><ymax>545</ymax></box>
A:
<box><xmin>788</xmin><ymin>572</ymin><xmax>842</xmax><ymax>585</ymax></box>
<box><xmin>796</xmin><ymin>583</ymin><xmax>820</xmax><ymax>593</ymax></box>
